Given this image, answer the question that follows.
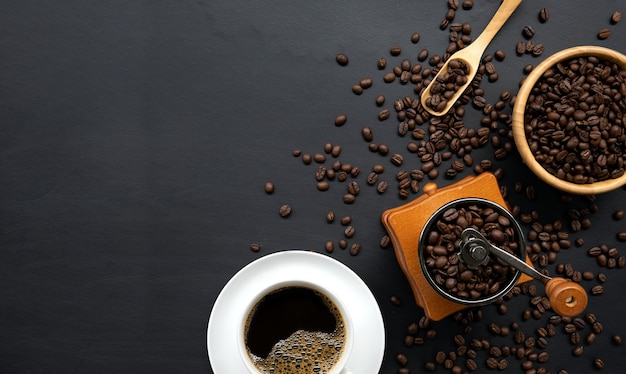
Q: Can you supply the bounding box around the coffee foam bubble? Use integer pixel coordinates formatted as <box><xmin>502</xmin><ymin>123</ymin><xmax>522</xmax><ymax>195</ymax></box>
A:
<box><xmin>249</xmin><ymin>328</ymin><xmax>346</xmax><ymax>374</ymax></box>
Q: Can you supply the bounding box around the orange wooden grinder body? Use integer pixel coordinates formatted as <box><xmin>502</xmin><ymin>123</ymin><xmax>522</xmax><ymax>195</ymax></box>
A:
<box><xmin>381</xmin><ymin>172</ymin><xmax>534</xmax><ymax>321</ymax></box>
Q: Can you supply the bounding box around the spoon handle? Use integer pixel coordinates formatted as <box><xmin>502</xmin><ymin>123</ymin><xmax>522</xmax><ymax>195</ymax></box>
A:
<box><xmin>471</xmin><ymin>0</ymin><xmax>523</xmax><ymax>52</ymax></box>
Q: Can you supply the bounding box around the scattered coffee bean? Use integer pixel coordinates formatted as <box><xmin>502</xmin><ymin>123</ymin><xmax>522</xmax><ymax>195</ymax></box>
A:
<box><xmin>264</xmin><ymin>182</ymin><xmax>275</xmax><ymax>194</ymax></box>
<box><xmin>598</xmin><ymin>28</ymin><xmax>611</xmax><ymax>39</ymax></box>
<box><xmin>334</xmin><ymin>114</ymin><xmax>347</xmax><ymax>126</ymax></box>
<box><xmin>594</xmin><ymin>358</ymin><xmax>605</xmax><ymax>369</ymax></box>
<box><xmin>250</xmin><ymin>243</ymin><xmax>260</xmax><ymax>252</ymax></box>
<box><xmin>359</xmin><ymin>77</ymin><xmax>373</xmax><ymax>89</ymax></box>
<box><xmin>324</xmin><ymin>240</ymin><xmax>334</xmax><ymax>253</ymax></box>
<box><xmin>343</xmin><ymin>193</ymin><xmax>355</xmax><ymax>204</ymax></box>
<box><xmin>539</xmin><ymin>7</ymin><xmax>550</xmax><ymax>22</ymax></box>
<box><xmin>591</xmin><ymin>285</ymin><xmax>604</xmax><ymax>295</ymax></box>
<box><xmin>335</xmin><ymin>53</ymin><xmax>348</xmax><ymax>66</ymax></box>
<box><xmin>613</xmin><ymin>335</ymin><xmax>623</xmax><ymax>345</ymax></box>
<box><xmin>279</xmin><ymin>204</ymin><xmax>292</xmax><ymax>217</ymax></box>
<box><xmin>390</xmin><ymin>46</ymin><xmax>402</xmax><ymax>56</ymax></box>
<box><xmin>349</xmin><ymin>242</ymin><xmax>361</xmax><ymax>256</ymax></box>
<box><xmin>573</xmin><ymin>346</ymin><xmax>584</xmax><ymax>357</ymax></box>
<box><xmin>462</xmin><ymin>0</ymin><xmax>473</xmax><ymax>10</ymax></box>
<box><xmin>522</xmin><ymin>25</ymin><xmax>535</xmax><ymax>39</ymax></box>
<box><xmin>611</xmin><ymin>11</ymin><xmax>622</xmax><ymax>24</ymax></box>
<box><xmin>617</xmin><ymin>230</ymin><xmax>626</xmax><ymax>241</ymax></box>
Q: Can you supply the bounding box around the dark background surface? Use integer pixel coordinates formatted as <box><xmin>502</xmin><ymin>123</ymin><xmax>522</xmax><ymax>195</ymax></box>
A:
<box><xmin>2</xmin><ymin>0</ymin><xmax>626</xmax><ymax>373</ymax></box>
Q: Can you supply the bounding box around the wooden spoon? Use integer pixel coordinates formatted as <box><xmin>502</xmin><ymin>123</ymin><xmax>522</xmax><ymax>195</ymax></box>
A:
<box><xmin>421</xmin><ymin>0</ymin><xmax>523</xmax><ymax>117</ymax></box>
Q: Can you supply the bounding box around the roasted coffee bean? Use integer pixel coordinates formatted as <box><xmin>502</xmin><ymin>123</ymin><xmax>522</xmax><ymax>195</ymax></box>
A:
<box><xmin>335</xmin><ymin>53</ymin><xmax>349</xmax><ymax>66</ymax></box>
<box><xmin>403</xmin><ymin>335</ymin><xmax>414</xmax><ymax>347</ymax></box>
<box><xmin>344</xmin><ymin>225</ymin><xmax>355</xmax><ymax>238</ymax></box>
<box><xmin>454</xmin><ymin>334</ymin><xmax>465</xmax><ymax>346</ymax></box>
<box><xmin>279</xmin><ymin>204</ymin><xmax>292</xmax><ymax>217</ymax></box>
<box><xmin>594</xmin><ymin>358</ymin><xmax>605</xmax><ymax>369</ymax></box>
<box><xmin>593</xmin><ymin>321</ymin><xmax>603</xmax><ymax>334</ymax></box>
<box><xmin>390</xmin><ymin>46</ymin><xmax>402</xmax><ymax>55</ymax></box>
<box><xmin>334</xmin><ymin>114</ymin><xmax>347</xmax><ymax>126</ymax></box>
<box><xmin>486</xmin><ymin>357</ymin><xmax>498</xmax><ymax>369</ymax></box>
<box><xmin>323</xmin><ymin>240</ymin><xmax>334</xmax><ymax>253</ymax></box>
<box><xmin>347</xmin><ymin>181</ymin><xmax>360</xmax><ymax>195</ymax></box>
<box><xmin>613</xmin><ymin>210</ymin><xmax>625</xmax><ymax>220</ymax></box>
<box><xmin>495</xmin><ymin>49</ymin><xmax>506</xmax><ymax>61</ymax></box>
<box><xmin>396</xmin><ymin>353</ymin><xmax>408</xmax><ymax>366</ymax></box>
<box><xmin>532</xmin><ymin>44</ymin><xmax>544</xmax><ymax>56</ymax></box>
<box><xmin>516</xmin><ymin>41</ymin><xmax>526</xmax><ymax>55</ymax></box>
<box><xmin>523</xmin><ymin>25</ymin><xmax>535</xmax><ymax>39</ymax></box>
<box><xmin>611</xmin><ymin>11</ymin><xmax>622</xmax><ymax>24</ymax></box>
<box><xmin>591</xmin><ymin>285</ymin><xmax>604</xmax><ymax>295</ymax></box>
<box><xmin>377</xmin><ymin>180</ymin><xmax>388</xmax><ymax>194</ymax></box>
<box><xmin>617</xmin><ymin>230</ymin><xmax>626</xmax><ymax>241</ymax></box>
<box><xmin>383</xmin><ymin>71</ymin><xmax>395</xmax><ymax>83</ymax></box>
<box><xmin>462</xmin><ymin>0</ymin><xmax>473</xmax><ymax>10</ymax></box>
<box><xmin>331</xmin><ymin>145</ymin><xmax>342</xmax><ymax>158</ymax></box>
<box><xmin>539</xmin><ymin>7</ymin><xmax>550</xmax><ymax>22</ymax></box>
<box><xmin>316</xmin><ymin>181</ymin><xmax>329</xmax><ymax>191</ymax></box>
<box><xmin>426</xmin><ymin>329</ymin><xmax>437</xmax><ymax>340</ymax></box>
<box><xmin>264</xmin><ymin>182</ymin><xmax>275</xmax><ymax>194</ymax></box>
<box><xmin>410</xmin><ymin>31</ymin><xmax>421</xmax><ymax>44</ymax></box>
<box><xmin>613</xmin><ymin>335</ymin><xmax>622</xmax><ymax>345</ymax></box>
<box><xmin>342</xmin><ymin>193</ymin><xmax>355</xmax><ymax>204</ymax></box>
<box><xmin>378</xmin><ymin>144</ymin><xmax>389</xmax><ymax>155</ymax></box>
<box><xmin>325</xmin><ymin>211</ymin><xmax>335</xmax><ymax>223</ymax></box>
<box><xmin>424</xmin><ymin>362</ymin><xmax>436</xmax><ymax>371</ymax></box>
<box><xmin>391</xmin><ymin>153</ymin><xmax>404</xmax><ymax>166</ymax></box>
<box><xmin>572</xmin><ymin>346</ymin><xmax>584</xmax><ymax>357</ymax></box>
<box><xmin>349</xmin><ymin>242</ymin><xmax>361</xmax><ymax>256</ymax></box>
<box><xmin>380</xmin><ymin>235</ymin><xmax>391</xmax><ymax>249</ymax></box>
<box><xmin>377</xmin><ymin>57</ymin><xmax>387</xmax><ymax>70</ymax></box>
<box><xmin>464</xmin><ymin>358</ymin><xmax>477</xmax><ymax>371</ymax></box>
<box><xmin>598</xmin><ymin>28</ymin><xmax>611</xmax><ymax>39</ymax></box>
<box><xmin>585</xmin><ymin>313</ymin><xmax>597</xmax><ymax>324</ymax></box>
<box><xmin>250</xmin><ymin>243</ymin><xmax>261</xmax><ymax>252</ymax></box>
<box><xmin>586</xmin><ymin>332</ymin><xmax>596</xmax><ymax>345</ymax></box>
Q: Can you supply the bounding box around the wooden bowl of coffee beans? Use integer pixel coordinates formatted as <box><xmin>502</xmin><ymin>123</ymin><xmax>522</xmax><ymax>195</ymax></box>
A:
<box><xmin>512</xmin><ymin>46</ymin><xmax>626</xmax><ymax>194</ymax></box>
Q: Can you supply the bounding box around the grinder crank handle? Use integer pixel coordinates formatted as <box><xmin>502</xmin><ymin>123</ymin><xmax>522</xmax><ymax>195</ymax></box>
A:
<box><xmin>460</xmin><ymin>228</ymin><xmax>588</xmax><ymax>317</ymax></box>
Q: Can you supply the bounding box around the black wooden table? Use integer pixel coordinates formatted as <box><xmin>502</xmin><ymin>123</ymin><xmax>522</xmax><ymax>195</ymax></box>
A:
<box><xmin>2</xmin><ymin>1</ymin><xmax>626</xmax><ymax>373</ymax></box>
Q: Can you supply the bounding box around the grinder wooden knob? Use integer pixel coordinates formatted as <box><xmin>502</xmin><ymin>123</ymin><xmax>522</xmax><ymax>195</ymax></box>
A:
<box><xmin>545</xmin><ymin>278</ymin><xmax>588</xmax><ymax>317</ymax></box>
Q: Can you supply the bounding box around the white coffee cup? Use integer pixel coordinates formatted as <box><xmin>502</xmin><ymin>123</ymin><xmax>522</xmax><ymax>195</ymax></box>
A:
<box><xmin>237</xmin><ymin>280</ymin><xmax>354</xmax><ymax>374</ymax></box>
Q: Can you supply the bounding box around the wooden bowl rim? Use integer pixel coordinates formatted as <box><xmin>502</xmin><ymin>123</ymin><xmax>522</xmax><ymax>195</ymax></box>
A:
<box><xmin>512</xmin><ymin>46</ymin><xmax>626</xmax><ymax>195</ymax></box>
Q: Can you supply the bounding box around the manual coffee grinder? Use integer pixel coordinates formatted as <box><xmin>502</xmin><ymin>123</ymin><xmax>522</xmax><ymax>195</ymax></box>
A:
<box><xmin>381</xmin><ymin>172</ymin><xmax>587</xmax><ymax>321</ymax></box>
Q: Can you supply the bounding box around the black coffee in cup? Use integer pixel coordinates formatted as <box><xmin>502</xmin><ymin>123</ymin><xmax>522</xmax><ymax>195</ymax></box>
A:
<box><xmin>244</xmin><ymin>286</ymin><xmax>346</xmax><ymax>373</ymax></box>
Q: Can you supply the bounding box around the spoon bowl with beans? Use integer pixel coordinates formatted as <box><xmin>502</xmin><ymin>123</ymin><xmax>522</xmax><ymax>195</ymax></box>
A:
<box><xmin>421</xmin><ymin>0</ymin><xmax>523</xmax><ymax>116</ymax></box>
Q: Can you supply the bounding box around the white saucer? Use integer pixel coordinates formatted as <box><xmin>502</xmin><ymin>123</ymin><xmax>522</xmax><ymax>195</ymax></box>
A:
<box><xmin>207</xmin><ymin>250</ymin><xmax>385</xmax><ymax>373</ymax></box>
